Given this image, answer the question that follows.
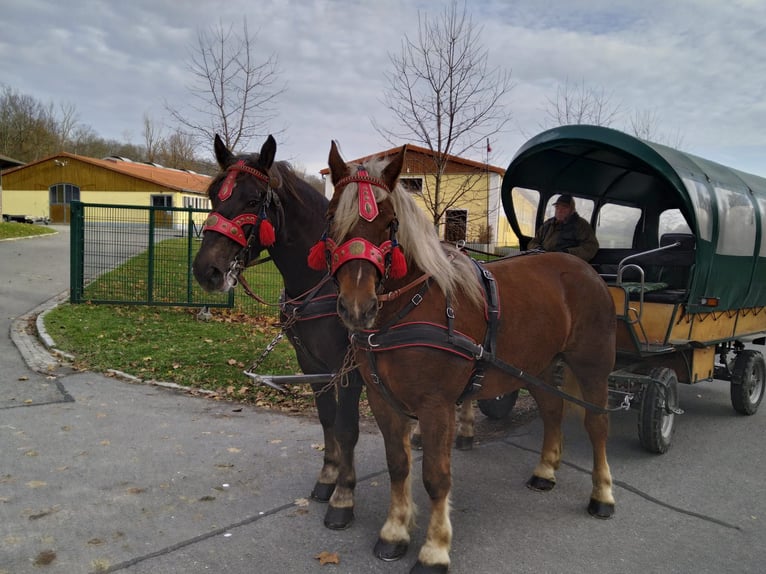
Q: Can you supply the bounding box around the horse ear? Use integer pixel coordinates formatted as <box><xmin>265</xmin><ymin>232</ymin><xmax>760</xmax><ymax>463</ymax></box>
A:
<box><xmin>259</xmin><ymin>135</ymin><xmax>277</xmax><ymax>169</ymax></box>
<box><xmin>214</xmin><ymin>134</ymin><xmax>234</xmax><ymax>168</ymax></box>
<box><xmin>328</xmin><ymin>140</ymin><xmax>349</xmax><ymax>186</ymax></box>
<box><xmin>381</xmin><ymin>145</ymin><xmax>407</xmax><ymax>192</ymax></box>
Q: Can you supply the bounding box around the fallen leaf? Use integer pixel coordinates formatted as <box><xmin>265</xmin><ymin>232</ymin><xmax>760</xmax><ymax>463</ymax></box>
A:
<box><xmin>227</xmin><ymin>447</ymin><xmax>241</xmax><ymax>453</ymax></box>
<box><xmin>227</xmin><ymin>358</ymin><xmax>238</xmax><ymax>366</ymax></box>
<box><xmin>34</xmin><ymin>550</ymin><xmax>56</xmax><ymax>565</ymax></box>
<box><xmin>18</xmin><ymin>376</ymin><xmax>29</xmax><ymax>381</ymax></box>
<box><xmin>26</xmin><ymin>481</ymin><xmax>47</xmax><ymax>489</ymax></box>
<box><xmin>294</xmin><ymin>498</ymin><xmax>310</xmax><ymax>507</ymax></box>
<box><xmin>315</xmin><ymin>551</ymin><xmax>340</xmax><ymax>565</ymax></box>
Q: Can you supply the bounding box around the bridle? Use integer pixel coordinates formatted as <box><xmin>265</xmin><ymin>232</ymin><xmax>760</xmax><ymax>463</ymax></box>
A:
<box><xmin>202</xmin><ymin>159</ymin><xmax>280</xmax><ymax>286</ymax></box>
<box><xmin>202</xmin><ymin>159</ymin><xmax>278</xmax><ymax>247</ymax></box>
<box><xmin>308</xmin><ymin>169</ymin><xmax>407</xmax><ymax>283</ymax></box>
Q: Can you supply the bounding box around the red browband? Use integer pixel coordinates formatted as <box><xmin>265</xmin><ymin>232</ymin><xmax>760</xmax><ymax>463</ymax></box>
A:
<box><xmin>326</xmin><ymin>237</ymin><xmax>395</xmax><ymax>276</ymax></box>
<box><xmin>218</xmin><ymin>160</ymin><xmax>270</xmax><ymax>201</ymax></box>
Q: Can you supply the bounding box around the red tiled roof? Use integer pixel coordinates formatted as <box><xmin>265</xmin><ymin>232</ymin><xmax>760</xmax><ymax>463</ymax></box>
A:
<box><xmin>319</xmin><ymin>143</ymin><xmax>504</xmax><ymax>176</ymax></box>
<box><xmin>2</xmin><ymin>151</ymin><xmax>211</xmax><ymax>193</ymax></box>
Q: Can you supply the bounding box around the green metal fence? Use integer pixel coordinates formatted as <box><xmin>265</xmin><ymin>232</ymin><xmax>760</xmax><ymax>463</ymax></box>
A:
<box><xmin>69</xmin><ymin>201</ymin><xmax>283</xmax><ymax>315</ymax></box>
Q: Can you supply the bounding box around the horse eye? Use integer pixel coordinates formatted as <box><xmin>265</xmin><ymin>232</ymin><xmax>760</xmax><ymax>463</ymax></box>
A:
<box><xmin>247</xmin><ymin>199</ymin><xmax>259</xmax><ymax>208</ymax></box>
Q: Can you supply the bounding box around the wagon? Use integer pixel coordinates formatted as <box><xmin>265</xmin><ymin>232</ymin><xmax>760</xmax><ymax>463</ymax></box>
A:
<box><xmin>501</xmin><ymin>125</ymin><xmax>766</xmax><ymax>453</ymax></box>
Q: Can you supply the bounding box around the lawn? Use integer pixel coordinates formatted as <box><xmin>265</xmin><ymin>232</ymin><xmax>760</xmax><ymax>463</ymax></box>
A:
<box><xmin>0</xmin><ymin>221</ymin><xmax>57</xmax><ymax>240</ymax></box>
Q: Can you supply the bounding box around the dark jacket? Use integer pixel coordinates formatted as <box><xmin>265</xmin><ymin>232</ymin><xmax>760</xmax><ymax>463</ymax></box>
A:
<box><xmin>527</xmin><ymin>212</ymin><xmax>599</xmax><ymax>261</ymax></box>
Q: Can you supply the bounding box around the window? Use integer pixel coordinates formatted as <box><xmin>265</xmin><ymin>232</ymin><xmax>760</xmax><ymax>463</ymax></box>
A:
<box><xmin>445</xmin><ymin>209</ymin><xmax>467</xmax><ymax>242</ymax></box>
<box><xmin>49</xmin><ymin>183</ymin><xmax>80</xmax><ymax>205</ymax></box>
<box><xmin>511</xmin><ymin>187</ymin><xmax>539</xmax><ymax>238</ymax></box>
<box><xmin>151</xmin><ymin>195</ymin><xmax>173</xmax><ymax>208</ymax></box>
<box><xmin>595</xmin><ymin>203</ymin><xmax>642</xmax><ymax>248</ymax></box>
<box><xmin>658</xmin><ymin>209</ymin><xmax>692</xmax><ymax>238</ymax></box>
<box><xmin>400</xmin><ymin>177</ymin><xmax>423</xmax><ymax>193</ymax></box>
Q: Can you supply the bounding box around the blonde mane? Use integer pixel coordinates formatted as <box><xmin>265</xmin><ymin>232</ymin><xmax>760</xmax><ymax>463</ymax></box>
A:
<box><xmin>332</xmin><ymin>158</ymin><xmax>483</xmax><ymax>306</ymax></box>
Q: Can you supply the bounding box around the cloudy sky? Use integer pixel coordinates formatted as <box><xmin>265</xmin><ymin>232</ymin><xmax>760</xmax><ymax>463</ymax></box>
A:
<box><xmin>2</xmin><ymin>0</ymin><xmax>765</xmax><ymax>177</ymax></box>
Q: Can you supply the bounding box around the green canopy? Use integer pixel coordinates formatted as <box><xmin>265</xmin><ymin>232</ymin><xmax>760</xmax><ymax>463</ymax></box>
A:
<box><xmin>501</xmin><ymin>125</ymin><xmax>766</xmax><ymax>313</ymax></box>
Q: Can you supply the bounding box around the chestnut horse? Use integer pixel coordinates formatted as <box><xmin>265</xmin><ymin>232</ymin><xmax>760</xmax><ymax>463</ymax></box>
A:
<box><xmin>317</xmin><ymin>142</ymin><xmax>617</xmax><ymax>573</ymax></box>
<box><xmin>192</xmin><ymin>134</ymin><xmax>365</xmax><ymax>529</ymax></box>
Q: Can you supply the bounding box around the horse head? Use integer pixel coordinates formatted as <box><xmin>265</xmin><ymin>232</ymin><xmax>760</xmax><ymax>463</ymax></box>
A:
<box><xmin>193</xmin><ymin>134</ymin><xmax>285</xmax><ymax>293</ymax></box>
<box><xmin>319</xmin><ymin>141</ymin><xmax>410</xmax><ymax>330</ymax></box>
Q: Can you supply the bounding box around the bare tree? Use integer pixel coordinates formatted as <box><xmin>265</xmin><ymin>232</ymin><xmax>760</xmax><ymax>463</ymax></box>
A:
<box><xmin>540</xmin><ymin>78</ymin><xmax>684</xmax><ymax>147</ymax></box>
<box><xmin>628</xmin><ymin>108</ymin><xmax>684</xmax><ymax>148</ymax></box>
<box><xmin>167</xmin><ymin>19</ymin><xmax>285</xmax><ymax>153</ymax></box>
<box><xmin>540</xmin><ymin>78</ymin><xmax>622</xmax><ymax>128</ymax></box>
<box><xmin>374</xmin><ymin>0</ymin><xmax>513</xmax><ymax>229</ymax></box>
<box><xmin>142</xmin><ymin>113</ymin><xmax>163</xmax><ymax>163</ymax></box>
<box><xmin>157</xmin><ymin>129</ymin><xmax>198</xmax><ymax>170</ymax></box>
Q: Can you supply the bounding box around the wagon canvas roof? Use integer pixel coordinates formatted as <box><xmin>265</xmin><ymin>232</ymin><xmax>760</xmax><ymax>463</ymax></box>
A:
<box><xmin>501</xmin><ymin>125</ymin><xmax>766</xmax><ymax>314</ymax></box>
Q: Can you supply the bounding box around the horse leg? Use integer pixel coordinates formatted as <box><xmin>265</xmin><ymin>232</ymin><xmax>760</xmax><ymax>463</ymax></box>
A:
<box><xmin>566</xmin><ymin>360</ymin><xmax>615</xmax><ymax>518</ymax></box>
<box><xmin>324</xmin><ymin>372</ymin><xmax>363</xmax><ymax>529</ymax></box>
<box><xmin>411</xmin><ymin>405</ymin><xmax>455</xmax><ymax>573</ymax></box>
<box><xmin>310</xmin><ymin>383</ymin><xmax>340</xmax><ymax>503</ymax></box>
<box><xmin>412</xmin><ymin>402</ymin><xmax>474</xmax><ymax>451</ymax></box>
<box><xmin>367</xmin><ymin>390</ymin><xmax>415</xmax><ymax>562</ymax></box>
<box><xmin>526</xmin><ymin>367</ymin><xmax>564</xmax><ymax>491</ymax></box>
<box><xmin>454</xmin><ymin>401</ymin><xmax>474</xmax><ymax>451</ymax></box>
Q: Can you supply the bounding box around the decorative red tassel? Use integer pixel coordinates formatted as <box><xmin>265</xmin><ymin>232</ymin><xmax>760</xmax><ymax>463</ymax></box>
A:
<box><xmin>389</xmin><ymin>245</ymin><xmax>407</xmax><ymax>279</ymax></box>
<box><xmin>259</xmin><ymin>218</ymin><xmax>276</xmax><ymax>246</ymax></box>
<box><xmin>307</xmin><ymin>240</ymin><xmax>327</xmax><ymax>270</ymax></box>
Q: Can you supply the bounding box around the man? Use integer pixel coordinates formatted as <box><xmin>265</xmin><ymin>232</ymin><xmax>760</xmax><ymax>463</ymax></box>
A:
<box><xmin>527</xmin><ymin>194</ymin><xmax>599</xmax><ymax>261</ymax></box>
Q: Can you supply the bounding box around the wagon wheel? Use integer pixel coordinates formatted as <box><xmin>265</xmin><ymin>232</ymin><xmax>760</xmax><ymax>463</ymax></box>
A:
<box><xmin>730</xmin><ymin>349</ymin><xmax>765</xmax><ymax>415</ymax></box>
<box><xmin>637</xmin><ymin>367</ymin><xmax>678</xmax><ymax>454</ymax></box>
<box><xmin>478</xmin><ymin>390</ymin><xmax>519</xmax><ymax>420</ymax></box>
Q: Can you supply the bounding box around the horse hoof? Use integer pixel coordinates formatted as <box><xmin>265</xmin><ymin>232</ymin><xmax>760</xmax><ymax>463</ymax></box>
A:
<box><xmin>410</xmin><ymin>560</ymin><xmax>449</xmax><ymax>573</ymax></box>
<box><xmin>324</xmin><ymin>506</ymin><xmax>354</xmax><ymax>530</ymax></box>
<box><xmin>310</xmin><ymin>482</ymin><xmax>335</xmax><ymax>503</ymax></box>
<box><xmin>526</xmin><ymin>475</ymin><xmax>556</xmax><ymax>491</ymax></box>
<box><xmin>374</xmin><ymin>538</ymin><xmax>408</xmax><ymax>561</ymax></box>
<box><xmin>588</xmin><ymin>498</ymin><xmax>615</xmax><ymax>519</ymax></box>
<box><xmin>411</xmin><ymin>433</ymin><xmax>423</xmax><ymax>450</ymax></box>
<box><xmin>454</xmin><ymin>435</ymin><xmax>474</xmax><ymax>451</ymax></box>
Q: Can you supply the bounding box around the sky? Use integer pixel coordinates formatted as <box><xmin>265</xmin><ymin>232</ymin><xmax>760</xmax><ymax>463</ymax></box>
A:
<box><xmin>2</xmin><ymin>0</ymin><xmax>766</xmax><ymax>178</ymax></box>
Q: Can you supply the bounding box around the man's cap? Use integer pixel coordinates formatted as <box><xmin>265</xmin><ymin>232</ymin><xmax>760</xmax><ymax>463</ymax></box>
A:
<box><xmin>553</xmin><ymin>194</ymin><xmax>573</xmax><ymax>206</ymax></box>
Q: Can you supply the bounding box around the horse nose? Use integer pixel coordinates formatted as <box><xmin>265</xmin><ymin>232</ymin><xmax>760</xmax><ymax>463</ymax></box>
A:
<box><xmin>337</xmin><ymin>294</ymin><xmax>378</xmax><ymax>330</ymax></box>
<box><xmin>192</xmin><ymin>257</ymin><xmax>225</xmax><ymax>292</ymax></box>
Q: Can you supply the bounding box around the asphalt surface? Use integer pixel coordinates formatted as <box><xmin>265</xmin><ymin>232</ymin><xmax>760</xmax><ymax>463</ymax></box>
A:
<box><xmin>2</xmin><ymin>226</ymin><xmax>765</xmax><ymax>574</ymax></box>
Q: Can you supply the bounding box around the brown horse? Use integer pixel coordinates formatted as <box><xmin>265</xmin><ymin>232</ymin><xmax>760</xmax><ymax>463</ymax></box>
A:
<box><xmin>192</xmin><ymin>135</ymin><xmax>364</xmax><ymax>530</ymax></box>
<box><xmin>318</xmin><ymin>141</ymin><xmax>617</xmax><ymax>573</ymax></box>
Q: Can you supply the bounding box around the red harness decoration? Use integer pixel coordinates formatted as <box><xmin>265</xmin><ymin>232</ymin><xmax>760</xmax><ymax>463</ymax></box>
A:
<box><xmin>218</xmin><ymin>160</ymin><xmax>270</xmax><ymax>201</ymax></box>
<box><xmin>326</xmin><ymin>237</ymin><xmax>395</xmax><ymax>276</ymax></box>
<box><xmin>204</xmin><ymin>160</ymin><xmax>277</xmax><ymax>247</ymax></box>
<box><xmin>202</xmin><ymin>213</ymin><xmax>259</xmax><ymax>247</ymax></box>
<box><xmin>307</xmin><ymin>169</ymin><xmax>407</xmax><ymax>278</ymax></box>
<box><xmin>356</xmin><ymin>169</ymin><xmax>379</xmax><ymax>222</ymax></box>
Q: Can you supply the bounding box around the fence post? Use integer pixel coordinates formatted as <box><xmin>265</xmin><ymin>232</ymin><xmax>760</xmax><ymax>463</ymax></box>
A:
<box><xmin>69</xmin><ymin>201</ymin><xmax>84</xmax><ymax>303</ymax></box>
<box><xmin>147</xmin><ymin>206</ymin><xmax>156</xmax><ymax>303</ymax></box>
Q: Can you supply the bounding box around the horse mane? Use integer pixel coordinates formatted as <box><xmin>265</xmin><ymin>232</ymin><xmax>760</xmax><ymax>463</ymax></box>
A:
<box><xmin>333</xmin><ymin>157</ymin><xmax>483</xmax><ymax>306</ymax></box>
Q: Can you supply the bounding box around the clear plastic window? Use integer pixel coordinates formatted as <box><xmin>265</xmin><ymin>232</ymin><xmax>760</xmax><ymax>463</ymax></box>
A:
<box><xmin>715</xmin><ymin>185</ymin><xmax>755</xmax><ymax>256</ymax></box>
<box><xmin>659</xmin><ymin>209</ymin><xmax>692</xmax><ymax>239</ymax></box>
<box><xmin>595</xmin><ymin>203</ymin><xmax>642</xmax><ymax>248</ymax></box>
<box><xmin>511</xmin><ymin>187</ymin><xmax>539</xmax><ymax>237</ymax></box>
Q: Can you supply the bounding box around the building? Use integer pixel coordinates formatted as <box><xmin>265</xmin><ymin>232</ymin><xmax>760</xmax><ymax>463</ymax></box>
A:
<box><xmin>320</xmin><ymin>144</ymin><xmax>520</xmax><ymax>250</ymax></box>
<box><xmin>0</xmin><ymin>152</ymin><xmax>26</xmax><ymax>221</ymax></box>
<box><xmin>1</xmin><ymin>152</ymin><xmax>212</xmax><ymax>225</ymax></box>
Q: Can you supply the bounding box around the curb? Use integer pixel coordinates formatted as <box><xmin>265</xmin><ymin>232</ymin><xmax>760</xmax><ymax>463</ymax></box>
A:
<box><xmin>14</xmin><ymin>291</ymin><xmax>219</xmax><ymax>398</ymax></box>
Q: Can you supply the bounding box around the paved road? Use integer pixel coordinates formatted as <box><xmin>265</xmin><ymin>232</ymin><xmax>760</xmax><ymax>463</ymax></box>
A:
<box><xmin>1</xmin><ymin>227</ymin><xmax>765</xmax><ymax>573</ymax></box>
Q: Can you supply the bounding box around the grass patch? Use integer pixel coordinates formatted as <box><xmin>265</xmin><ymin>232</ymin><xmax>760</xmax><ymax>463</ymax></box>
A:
<box><xmin>43</xmin><ymin>303</ymin><xmax>324</xmax><ymax>413</ymax></box>
<box><xmin>0</xmin><ymin>222</ymin><xmax>56</xmax><ymax>240</ymax></box>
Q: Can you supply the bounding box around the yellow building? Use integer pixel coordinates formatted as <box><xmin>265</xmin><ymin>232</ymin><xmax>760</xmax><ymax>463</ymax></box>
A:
<box><xmin>1</xmin><ymin>152</ymin><xmax>212</xmax><ymax>226</ymax></box>
<box><xmin>321</xmin><ymin>144</ymin><xmax>520</xmax><ymax>251</ymax></box>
